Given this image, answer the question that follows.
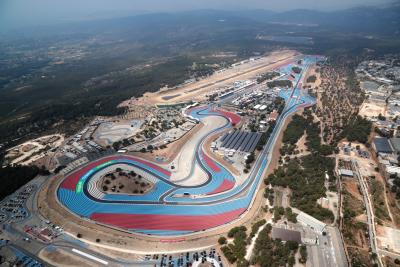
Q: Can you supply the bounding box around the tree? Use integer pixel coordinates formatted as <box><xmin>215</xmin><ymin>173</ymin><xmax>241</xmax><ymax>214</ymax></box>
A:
<box><xmin>218</xmin><ymin>236</ymin><xmax>227</xmax><ymax>245</ymax></box>
<box><xmin>288</xmin><ymin>255</ymin><xmax>296</xmax><ymax>267</ymax></box>
<box><xmin>286</xmin><ymin>240</ymin><xmax>299</xmax><ymax>251</ymax></box>
<box><xmin>228</xmin><ymin>226</ymin><xmax>247</xmax><ymax>238</ymax></box>
<box><xmin>236</xmin><ymin>259</ymin><xmax>249</xmax><ymax>267</ymax></box>
<box><xmin>221</xmin><ymin>246</ymin><xmax>237</xmax><ymax>263</ymax></box>
<box><xmin>306</xmin><ymin>75</ymin><xmax>317</xmax><ymax>83</ymax></box>
<box><xmin>292</xmin><ymin>66</ymin><xmax>302</xmax><ymax>74</ymax></box>
<box><xmin>112</xmin><ymin>141</ymin><xmax>121</xmax><ymax>150</ymax></box>
<box><xmin>299</xmin><ymin>245</ymin><xmax>308</xmax><ymax>263</ymax></box>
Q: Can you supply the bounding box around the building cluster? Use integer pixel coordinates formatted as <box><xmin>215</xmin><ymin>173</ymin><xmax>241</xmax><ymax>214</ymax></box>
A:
<box><xmin>271</xmin><ymin>211</ymin><xmax>328</xmax><ymax>246</ymax></box>
<box><xmin>23</xmin><ymin>222</ymin><xmax>63</xmax><ymax>243</ymax></box>
<box><xmin>57</xmin><ymin>118</ymin><xmax>105</xmax><ymax>165</ymax></box>
<box><xmin>232</xmin><ymin>84</ymin><xmax>279</xmax><ymax>109</ymax></box>
<box><xmin>372</xmin><ymin>137</ymin><xmax>400</xmax><ymax>183</ymax></box>
<box><xmin>207</xmin><ymin>80</ymin><xmax>256</xmax><ymax>101</ymax></box>
<box><xmin>356</xmin><ymin>56</ymin><xmax>400</xmax><ymax>85</ymax></box>
<box><xmin>357</xmin><ymin>56</ymin><xmax>400</xmax><ymax>120</ymax></box>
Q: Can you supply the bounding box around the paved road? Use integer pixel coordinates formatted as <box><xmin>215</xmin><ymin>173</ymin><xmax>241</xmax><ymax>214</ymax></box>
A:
<box><xmin>352</xmin><ymin>159</ymin><xmax>383</xmax><ymax>267</ymax></box>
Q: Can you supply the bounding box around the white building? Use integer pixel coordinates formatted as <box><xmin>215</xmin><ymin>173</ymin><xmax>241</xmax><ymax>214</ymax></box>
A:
<box><xmin>297</xmin><ymin>212</ymin><xmax>327</xmax><ymax>234</ymax></box>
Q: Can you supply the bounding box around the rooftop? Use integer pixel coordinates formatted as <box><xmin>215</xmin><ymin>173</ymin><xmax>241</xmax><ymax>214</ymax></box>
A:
<box><xmin>390</xmin><ymin>138</ymin><xmax>400</xmax><ymax>152</ymax></box>
<box><xmin>297</xmin><ymin>212</ymin><xmax>326</xmax><ymax>233</ymax></box>
<box><xmin>271</xmin><ymin>227</ymin><xmax>302</xmax><ymax>244</ymax></box>
<box><xmin>373</xmin><ymin>137</ymin><xmax>394</xmax><ymax>154</ymax></box>
<box><xmin>338</xmin><ymin>169</ymin><xmax>354</xmax><ymax>177</ymax></box>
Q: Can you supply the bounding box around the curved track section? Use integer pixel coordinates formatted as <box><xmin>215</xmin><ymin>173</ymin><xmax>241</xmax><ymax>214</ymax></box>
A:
<box><xmin>57</xmin><ymin>55</ymin><xmax>323</xmax><ymax>236</ymax></box>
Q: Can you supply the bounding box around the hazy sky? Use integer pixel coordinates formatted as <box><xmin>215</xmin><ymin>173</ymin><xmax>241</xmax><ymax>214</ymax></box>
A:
<box><xmin>0</xmin><ymin>0</ymin><xmax>395</xmax><ymax>31</ymax></box>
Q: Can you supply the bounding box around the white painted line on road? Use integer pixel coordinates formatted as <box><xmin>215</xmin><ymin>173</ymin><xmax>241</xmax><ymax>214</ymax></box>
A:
<box><xmin>72</xmin><ymin>248</ymin><xmax>108</xmax><ymax>265</ymax></box>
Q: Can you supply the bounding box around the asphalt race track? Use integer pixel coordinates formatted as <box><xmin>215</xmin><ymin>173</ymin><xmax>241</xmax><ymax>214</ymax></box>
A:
<box><xmin>57</xmin><ymin>55</ymin><xmax>323</xmax><ymax>236</ymax></box>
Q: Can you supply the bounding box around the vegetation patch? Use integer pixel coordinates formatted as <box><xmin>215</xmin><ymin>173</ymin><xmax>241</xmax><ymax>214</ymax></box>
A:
<box><xmin>265</xmin><ymin>155</ymin><xmax>335</xmax><ymax>222</ymax></box>
<box><xmin>257</xmin><ymin>71</ymin><xmax>280</xmax><ymax>83</ymax></box>
<box><xmin>100</xmin><ymin>168</ymin><xmax>153</xmax><ymax>195</ymax></box>
<box><xmin>281</xmin><ymin>110</ymin><xmax>334</xmax><ymax>156</ymax></box>
<box><xmin>267</xmin><ymin>80</ymin><xmax>292</xmax><ymax>89</ymax></box>
<box><xmin>369</xmin><ymin>178</ymin><xmax>390</xmax><ymax>222</ymax></box>
<box><xmin>250</xmin><ymin>223</ymin><xmax>305</xmax><ymax>266</ymax></box>
<box><xmin>342</xmin><ymin>187</ymin><xmax>368</xmax><ymax>246</ymax></box>
<box><xmin>340</xmin><ymin>116</ymin><xmax>372</xmax><ymax>144</ymax></box>
<box><xmin>221</xmin><ymin>226</ymin><xmax>249</xmax><ymax>266</ymax></box>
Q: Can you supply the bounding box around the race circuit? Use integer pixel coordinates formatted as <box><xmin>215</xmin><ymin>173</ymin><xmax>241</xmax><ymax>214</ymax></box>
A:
<box><xmin>56</xmin><ymin>55</ymin><xmax>323</xmax><ymax>236</ymax></box>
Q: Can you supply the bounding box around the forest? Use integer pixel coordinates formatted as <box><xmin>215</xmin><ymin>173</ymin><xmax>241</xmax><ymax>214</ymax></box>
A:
<box><xmin>265</xmin><ymin>155</ymin><xmax>335</xmax><ymax>222</ymax></box>
<box><xmin>281</xmin><ymin>110</ymin><xmax>334</xmax><ymax>156</ymax></box>
<box><xmin>268</xmin><ymin>109</ymin><xmax>335</xmax><ymax>222</ymax></box>
<box><xmin>0</xmin><ymin>165</ymin><xmax>49</xmax><ymax>200</ymax></box>
<box><xmin>340</xmin><ymin>116</ymin><xmax>372</xmax><ymax>143</ymax></box>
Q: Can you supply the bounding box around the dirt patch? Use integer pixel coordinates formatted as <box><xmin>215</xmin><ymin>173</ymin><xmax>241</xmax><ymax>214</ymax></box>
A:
<box><xmin>341</xmin><ymin>185</ymin><xmax>369</xmax><ymax>249</ymax></box>
<box><xmin>347</xmin><ymin>247</ymin><xmax>373</xmax><ymax>267</ymax></box>
<box><xmin>387</xmin><ymin>192</ymin><xmax>400</xmax><ymax>226</ymax></box>
<box><xmin>39</xmin><ymin>247</ymin><xmax>95</xmax><ymax>267</ymax></box>
<box><xmin>342</xmin><ymin>179</ymin><xmax>363</xmax><ymax>202</ymax></box>
<box><xmin>358</xmin><ymin>100</ymin><xmax>386</xmax><ymax>119</ymax></box>
<box><xmin>294</xmin><ymin>133</ymin><xmax>310</xmax><ymax>157</ymax></box>
<box><xmin>267</xmin><ymin>110</ymin><xmax>301</xmax><ymax>173</ymax></box>
<box><xmin>376</xmin><ymin>225</ymin><xmax>400</xmax><ymax>254</ymax></box>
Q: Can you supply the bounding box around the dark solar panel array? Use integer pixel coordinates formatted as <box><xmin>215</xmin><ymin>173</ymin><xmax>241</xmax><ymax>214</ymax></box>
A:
<box><xmin>225</xmin><ymin>131</ymin><xmax>239</xmax><ymax>148</ymax></box>
<box><xmin>243</xmin><ymin>133</ymin><xmax>258</xmax><ymax>152</ymax></box>
<box><xmin>220</xmin><ymin>133</ymin><xmax>229</xmax><ymax>143</ymax></box>
<box><xmin>233</xmin><ymin>132</ymin><xmax>247</xmax><ymax>150</ymax></box>
<box><xmin>248</xmin><ymin>133</ymin><xmax>262</xmax><ymax>152</ymax></box>
<box><xmin>221</xmin><ymin>131</ymin><xmax>262</xmax><ymax>153</ymax></box>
